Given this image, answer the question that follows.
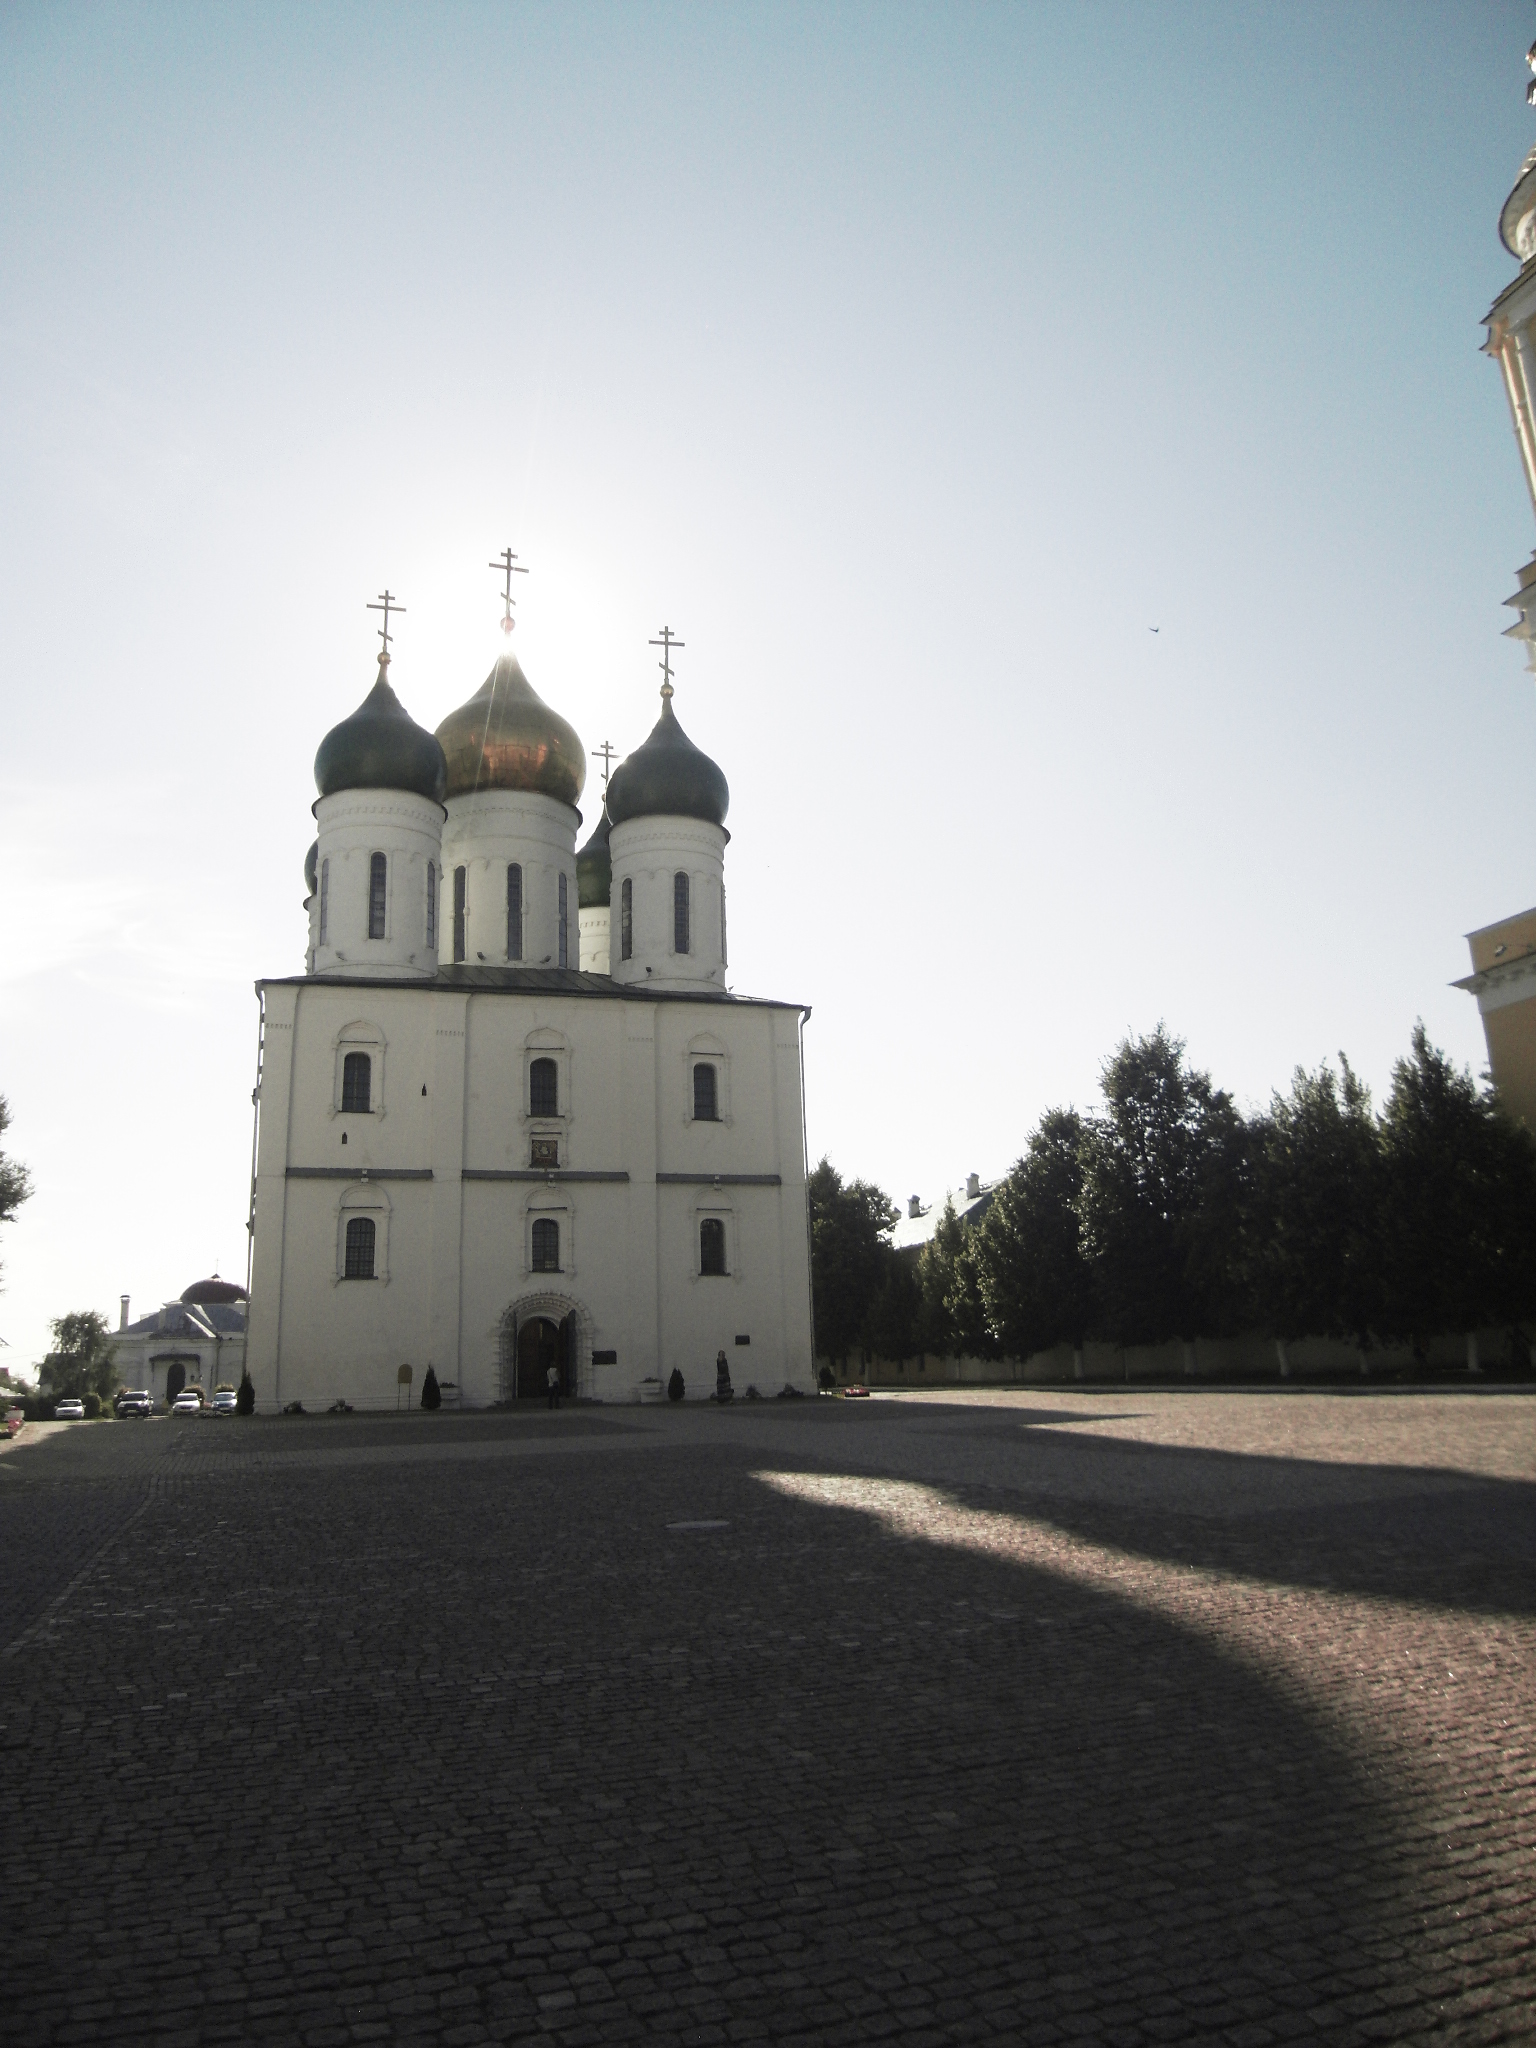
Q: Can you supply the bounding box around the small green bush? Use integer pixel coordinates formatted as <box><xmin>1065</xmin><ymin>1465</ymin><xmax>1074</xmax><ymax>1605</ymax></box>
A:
<box><xmin>82</xmin><ymin>1392</ymin><xmax>102</xmax><ymax>1419</ymax></box>
<box><xmin>667</xmin><ymin>1368</ymin><xmax>685</xmax><ymax>1402</ymax></box>
<box><xmin>236</xmin><ymin>1372</ymin><xmax>255</xmax><ymax>1416</ymax></box>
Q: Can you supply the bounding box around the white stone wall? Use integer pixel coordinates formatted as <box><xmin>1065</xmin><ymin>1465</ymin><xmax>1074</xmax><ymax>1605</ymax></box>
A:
<box><xmin>608</xmin><ymin>815</ymin><xmax>727</xmax><ymax>991</ymax></box>
<box><xmin>578</xmin><ymin>904</ymin><xmax>610</xmax><ymax>975</ymax></box>
<box><xmin>440</xmin><ymin>789</ymin><xmax>580</xmax><ymax>969</ymax></box>
<box><xmin>312</xmin><ymin>788</ymin><xmax>445</xmax><ymax>980</ymax></box>
<box><xmin>245</xmin><ymin>980</ymin><xmax>814</xmax><ymax>1410</ymax></box>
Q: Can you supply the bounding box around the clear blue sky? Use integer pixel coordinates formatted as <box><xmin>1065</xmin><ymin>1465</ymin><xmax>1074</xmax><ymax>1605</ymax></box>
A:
<box><xmin>2</xmin><ymin>2</ymin><xmax>1533</xmax><ymax>1369</ymax></box>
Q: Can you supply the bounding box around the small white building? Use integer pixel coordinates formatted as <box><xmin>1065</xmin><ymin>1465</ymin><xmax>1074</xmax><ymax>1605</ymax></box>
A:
<box><xmin>112</xmin><ymin>1279</ymin><xmax>248</xmax><ymax>1404</ymax></box>
<box><xmin>245</xmin><ymin>611</ymin><xmax>816</xmax><ymax>1410</ymax></box>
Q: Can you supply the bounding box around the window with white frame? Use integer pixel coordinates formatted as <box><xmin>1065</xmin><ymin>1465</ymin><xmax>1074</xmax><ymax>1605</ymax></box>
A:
<box><xmin>699</xmin><ymin>1216</ymin><xmax>727</xmax><ymax>1276</ymax></box>
<box><xmin>532</xmin><ymin>1217</ymin><xmax>560</xmax><ymax>1272</ymax></box>
<box><xmin>341</xmin><ymin>1051</ymin><xmax>371</xmax><ymax>1114</ymax></box>
<box><xmin>507</xmin><ymin>864</ymin><xmax>523</xmax><ymax>961</ymax></box>
<box><xmin>344</xmin><ymin>1216</ymin><xmax>376</xmax><ymax>1278</ymax></box>
<box><xmin>621</xmin><ymin>877</ymin><xmax>633</xmax><ymax>960</ymax></box>
<box><xmin>427</xmin><ymin>860</ymin><xmax>437</xmax><ymax>948</ymax></box>
<box><xmin>368</xmin><ymin>853</ymin><xmax>387</xmax><ymax>939</ymax></box>
<box><xmin>693</xmin><ymin>1063</ymin><xmax>718</xmax><ymax>1121</ymax></box>
<box><xmin>336</xmin><ymin>1185</ymin><xmax>389</xmax><ymax>1283</ymax></box>
<box><xmin>319</xmin><ymin>857</ymin><xmax>330</xmax><ymax>944</ymax></box>
<box><xmin>453</xmin><ymin>866</ymin><xmax>467</xmax><ymax>963</ymax></box>
<box><xmin>674</xmin><ymin>871</ymin><xmax>690</xmax><ymax>954</ymax></box>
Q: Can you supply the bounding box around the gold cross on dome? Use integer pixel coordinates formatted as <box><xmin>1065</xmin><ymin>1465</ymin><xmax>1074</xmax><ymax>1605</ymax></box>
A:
<box><xmin>366</xmin><ymin>589</ymin><xmax>405</xmax><ymax>660</ymax></box>
<box><xmin>649</xmin><ymin>625</ymin><xmax>684</xmax><ymax>699</ymax></box>
<box><xmin>593</xmin><ymin>740</ymin><xmax>617</xmax><ymax>790</ymax></box>
<box><xmin>490</xmin><ymin>547</ymin><xmax>528</xmax><ymax>634</ymax></box>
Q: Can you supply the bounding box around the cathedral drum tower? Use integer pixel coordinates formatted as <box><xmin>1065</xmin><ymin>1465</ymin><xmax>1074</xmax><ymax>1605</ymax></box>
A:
<box><xmin>1456</xmin><ymin>49</ymin><xmax>1536</xmax><ymax>1126</ymax></box>
<box><xmin>244</xmin><ymin>565</ymin><xmax>815</xmax><ymax>1411</ymax></box>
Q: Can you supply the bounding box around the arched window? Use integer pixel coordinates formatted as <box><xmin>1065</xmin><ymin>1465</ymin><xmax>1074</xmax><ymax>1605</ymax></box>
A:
<box><xmin>700</xmin><ymin>1217</ymin><xmax>727</xmax><ymax>1276</ymax></box>
<box><xmin>529</xmin><ymin>1056</ymin><xmax>558</xmax><ymax>1117</ymax></box>
<box><xmin>720</xmin><ymin>886</ymin><xmax>727</xmax><ymax>966</ymax></box>
<box><xmin>506</xmin><ymin>863</ymin><xmax>523</xmax><ymax>960</ymax></box>
<box><xmin>674</xmin><ymin>871</ymin><xmax>690</xmax><ymax>954</ymax></box>
<box><xmin>531</xmin><ymin>1217</ymin><xmax>560</xmax><ymax>1272</ymax></box>
<box><xmin>426</xmin><ymin>860</ymin><xmax>437</xmax><ymax>949</ymax></box>
<box><xmin>558</xmin><ymin>871</ymin><xmax>569</xmax><ymax>968</ymax></box>
<box><xmin>621</xmin><ymin>877</ymin><xmax>633</xmax><ymax>960</ymax></box>
<box><xmin>319</xmin><ymin>857</ymin><xmax>330</xmax><ymax>945</ymax></box>
<box><xmin>693</xmin><ymin>1062</ymin><xmax>718</xmax><ymax>1121</ymax></box>
<box><xmin>341</xmin><ymin>1051</ymin><xmax>371</xmax><ymax>1113</ymax></box>
<box><xmin>344</xmin><ymin>1215</ymin><xmax>376</xmax><ymax>1279</ymax></box>
<box><xmin>368</xmin><ymin>852</ymin><xmax>387</xmax><ymax>939</ymax></box>
<box><xmin>453</xmin><ymin>866</ymin><xmax>467</xmax><ymax>963</ymax></box>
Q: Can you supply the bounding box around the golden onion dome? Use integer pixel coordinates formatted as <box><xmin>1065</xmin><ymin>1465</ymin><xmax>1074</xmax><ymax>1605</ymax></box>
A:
<box><xmin>435</xmin><ymin>651</ymin><xmax>586</xmax><ymax>806</ymax></box>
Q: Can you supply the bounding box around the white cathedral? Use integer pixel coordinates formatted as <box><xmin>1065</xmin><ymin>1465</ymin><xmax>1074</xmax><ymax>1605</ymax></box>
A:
<box><xmin>245</xmin><ymin>585</ymin><xmax>816</xmax><ymax>1409</ymax></box>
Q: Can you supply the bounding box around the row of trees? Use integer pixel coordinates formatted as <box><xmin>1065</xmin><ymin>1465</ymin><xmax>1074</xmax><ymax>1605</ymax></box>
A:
<box><xmin>810</xmin><ymin>1024</ymin><xmax>1536</xmax><ymax>1368</ymax></box>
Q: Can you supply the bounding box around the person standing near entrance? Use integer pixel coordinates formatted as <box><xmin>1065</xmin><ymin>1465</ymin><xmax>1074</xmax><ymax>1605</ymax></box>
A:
<box><xmin>546</xmin><ymin>1362</ymin><xmax>560</xmax><ymax>1410</ymax></box>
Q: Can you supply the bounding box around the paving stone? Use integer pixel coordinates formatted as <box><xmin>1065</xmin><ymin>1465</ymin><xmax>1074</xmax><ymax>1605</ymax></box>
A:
<box><xmin>1</xmin><ymin>1392</ymin><xmax>1532</xmax><ymax>2044</ymax></box>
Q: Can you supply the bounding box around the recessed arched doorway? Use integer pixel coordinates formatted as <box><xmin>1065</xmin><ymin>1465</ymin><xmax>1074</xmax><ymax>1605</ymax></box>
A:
<box><xmin>516</xmin><ymin>1314</ymin><xmax>574</xmax><ymax>1400</ymax></box>
<box><xmin>164</xmin><ymin>1360</ymin><xmax>187</xmax><ymax>1404</ymax></box>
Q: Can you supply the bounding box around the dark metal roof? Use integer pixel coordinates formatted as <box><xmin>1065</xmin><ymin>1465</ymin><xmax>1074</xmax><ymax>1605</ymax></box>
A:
<box><xmin>314</xmin><ymin>661</ymin><xmax>448</xmax><ymax>804</ymax></box>
<box><xmin>606</xmin><ymin>695</ymin><xmax>729</xmax><ymax>828</ymax></box>
<box><xmin>259</xmin><ymin>965</ymin><xmax>807</xmax><ymax>1011</ymax></box>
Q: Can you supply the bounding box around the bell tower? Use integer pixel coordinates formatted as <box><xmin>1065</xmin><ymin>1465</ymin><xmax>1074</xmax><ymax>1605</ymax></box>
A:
<box><xmin>1455</xmin><ymin>42</ymin><xmax>1536</xmax><ymax>1125</ymax></box>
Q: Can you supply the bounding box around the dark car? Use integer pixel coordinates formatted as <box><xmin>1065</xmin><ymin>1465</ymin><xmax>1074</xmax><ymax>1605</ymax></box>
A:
<box><xmin>115</xmin><ymin>1389</ymin><xmax>153</xmax><ymax>1418</ymax></box>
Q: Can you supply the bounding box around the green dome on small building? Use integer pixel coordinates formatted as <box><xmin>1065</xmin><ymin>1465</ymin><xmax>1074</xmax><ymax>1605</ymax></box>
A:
<box><xmin>577</xmin><ymin>808</ymin><xmax>612</xmax><ymax>909</ymax></box>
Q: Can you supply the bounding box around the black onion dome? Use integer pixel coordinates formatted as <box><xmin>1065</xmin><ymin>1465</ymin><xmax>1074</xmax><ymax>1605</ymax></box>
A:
<box><xmin>314</xmin><ymin>660</ymin><xmax>448</xmax><ymax>804</ymax></box>
<box><xmin>304</xmin><ymin>840</ymin><xmax>318</xmax><ymax>897</ymax></box>
<box><xmin>606</xmin><ymin>696</ymin><xmax>729</xmax><ymax>828</ymax></box>
<box><xmin>577</xmin><ymin>808</ymin><xmax>612</xmax><ymax>909</ymax></box>
<box><xmin>181</xmin><ymin>1276</ymin><xmax>248</xmax><ymax>1306</ymax></box>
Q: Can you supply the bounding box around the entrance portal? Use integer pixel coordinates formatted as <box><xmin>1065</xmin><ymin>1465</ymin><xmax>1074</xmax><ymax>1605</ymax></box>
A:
<box><xmin>165</xmin><ymin>1361</ymin><xmax>186</xmax><ymax>1404</ymax></box>
<box><xmin>516</xmin><ymin>1315</ymin><xmax>572</xmax><ymax>1400</ymax></box>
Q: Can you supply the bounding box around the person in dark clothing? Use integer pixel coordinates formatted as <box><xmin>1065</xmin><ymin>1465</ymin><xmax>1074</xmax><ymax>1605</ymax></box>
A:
<box><xmin>546</xmin><ymin>1362</ymin><xmax>560</xmax><ymax>1410</ymax></box>
<box><xmin>714</xmin><ymin>1349</ymin><xmax>733</xmax><ymax>1403</ymax></box>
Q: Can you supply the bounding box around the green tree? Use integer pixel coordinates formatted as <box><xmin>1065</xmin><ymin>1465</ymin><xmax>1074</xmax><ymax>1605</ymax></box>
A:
<box><xmin>971</xmin><ymin>1109</ymin><xmax>1094</xmax><ymax>1362</ymax></box>
<box><xmin>0</xmin><ymin>1094</ymin><xmax>32</xmax><ymax>1289</ymax></box>
<box><xmin>1377</xmin><ymin>1024</ymin><xmax>1536</xmax><ymax>1350</ymax></box>
<box><xmin>235</xmin><ymin>1369</ymin><xmax>255</xmax><ymax>1416</ymax></box>
<box><xmin>1078</xmin><ymin>1026</ymin><xmax>1249</xmax><ymax>1348</ymax></box>
<box><xmin>808</xmin><ymin>1157</ymin><xmax>899</xmax><ymax>1367</ymax></box>
<box><xmin>40</xmin><ymin>1311</ymin><xmax>116</xmax><ymax>1402</ymax></box>
<box><xmin>863</xmin><ymin>1247</ymin><xmax>922</xmax><ymax>1367</ymax></box>
<box><xmin>915</xmin><ymin>1198</ymin><xmax>993</xmax><ymax>1358</ymax></box>
<box><xmin>1247</xmin><ymin>1057</ymin><xmax>1383</xmax><ymax>1352</ymax></box>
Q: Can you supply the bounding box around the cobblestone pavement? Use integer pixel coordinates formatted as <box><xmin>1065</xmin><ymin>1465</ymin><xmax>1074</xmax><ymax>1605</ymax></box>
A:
<box><xmin>2</xmin><ymin>1390</ymin><xmax>1533</xmax><ymax>2045</ymax></box>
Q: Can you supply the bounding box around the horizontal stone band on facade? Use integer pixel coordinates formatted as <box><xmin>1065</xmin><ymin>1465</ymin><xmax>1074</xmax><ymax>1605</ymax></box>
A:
<box><xmin>654</xmin><ymin>1172</ymin><xmax>783</xmax><ymax>1185</ymax></box>
<box><xmin>284</xmin><ymin>1166</ymin><xmax>435</xmax><ymax>1180</ymax></box>
<box><xmin>461</xmin><ymin>1169</ymin><xmax>631</xmax><ymax>1182</ymax></box>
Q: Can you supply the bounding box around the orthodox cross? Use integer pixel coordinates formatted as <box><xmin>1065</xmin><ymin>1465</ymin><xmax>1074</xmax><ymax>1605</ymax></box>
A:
<box><xmin>592</xmin><ymin>741</ymin><xmax>618</xmax><ymax>790</ymax></box>
<box><xmin>367</xmin><ymin>589</ymin><xmax>405</xmax><ymax>660</ymax></box>
<box><xmin>490</xmin><ymin>547</ymin><xmax>528</xmax><ymax>634</ymax></box>
<box><xmin>649</xmin><ymin>625</ymin><xmax>684</xmax><ymax>699</ymax></box>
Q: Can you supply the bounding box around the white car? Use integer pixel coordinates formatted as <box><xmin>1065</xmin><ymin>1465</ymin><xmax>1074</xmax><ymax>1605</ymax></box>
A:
<box><xmin>54</xmin><ymin>1397</ymin><xmax>86</xmax><ymax>1421</ymax></box>
<box><xmin>171</xmin><ymin>1391</ymin><xmax>204</xmax><ymax>1415</ymax></box>
<box><xmin>211</xmin><ymin>1387</ymin><xmax>238</xmax><ymax>1415</ymax></box>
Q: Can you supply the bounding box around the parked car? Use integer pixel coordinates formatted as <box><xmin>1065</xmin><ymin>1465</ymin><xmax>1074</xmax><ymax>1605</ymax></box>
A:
<box><xmin>54</xmin><ymin>1397</ymin><xmax>86</xmax><ymax>1421</ymax></box>
<box><xmin>115</xmin><ymin>1389</ymin><xmax>152</xmax><ymax>1418</ymax></box>
<box><xmin>843</xmin><ymin>1384</ymin><xmax>871</xmax><ymax>1399</ymax></box>
<box><xmin>171</xmin><ymin>1390</ymin><xmax>204</xmax><ymax>1416</ymax></box>
<box><xmin>211</xmin><ymin>1387</ymin><xmax>238</xmax><ymax>1415</ymax></box>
